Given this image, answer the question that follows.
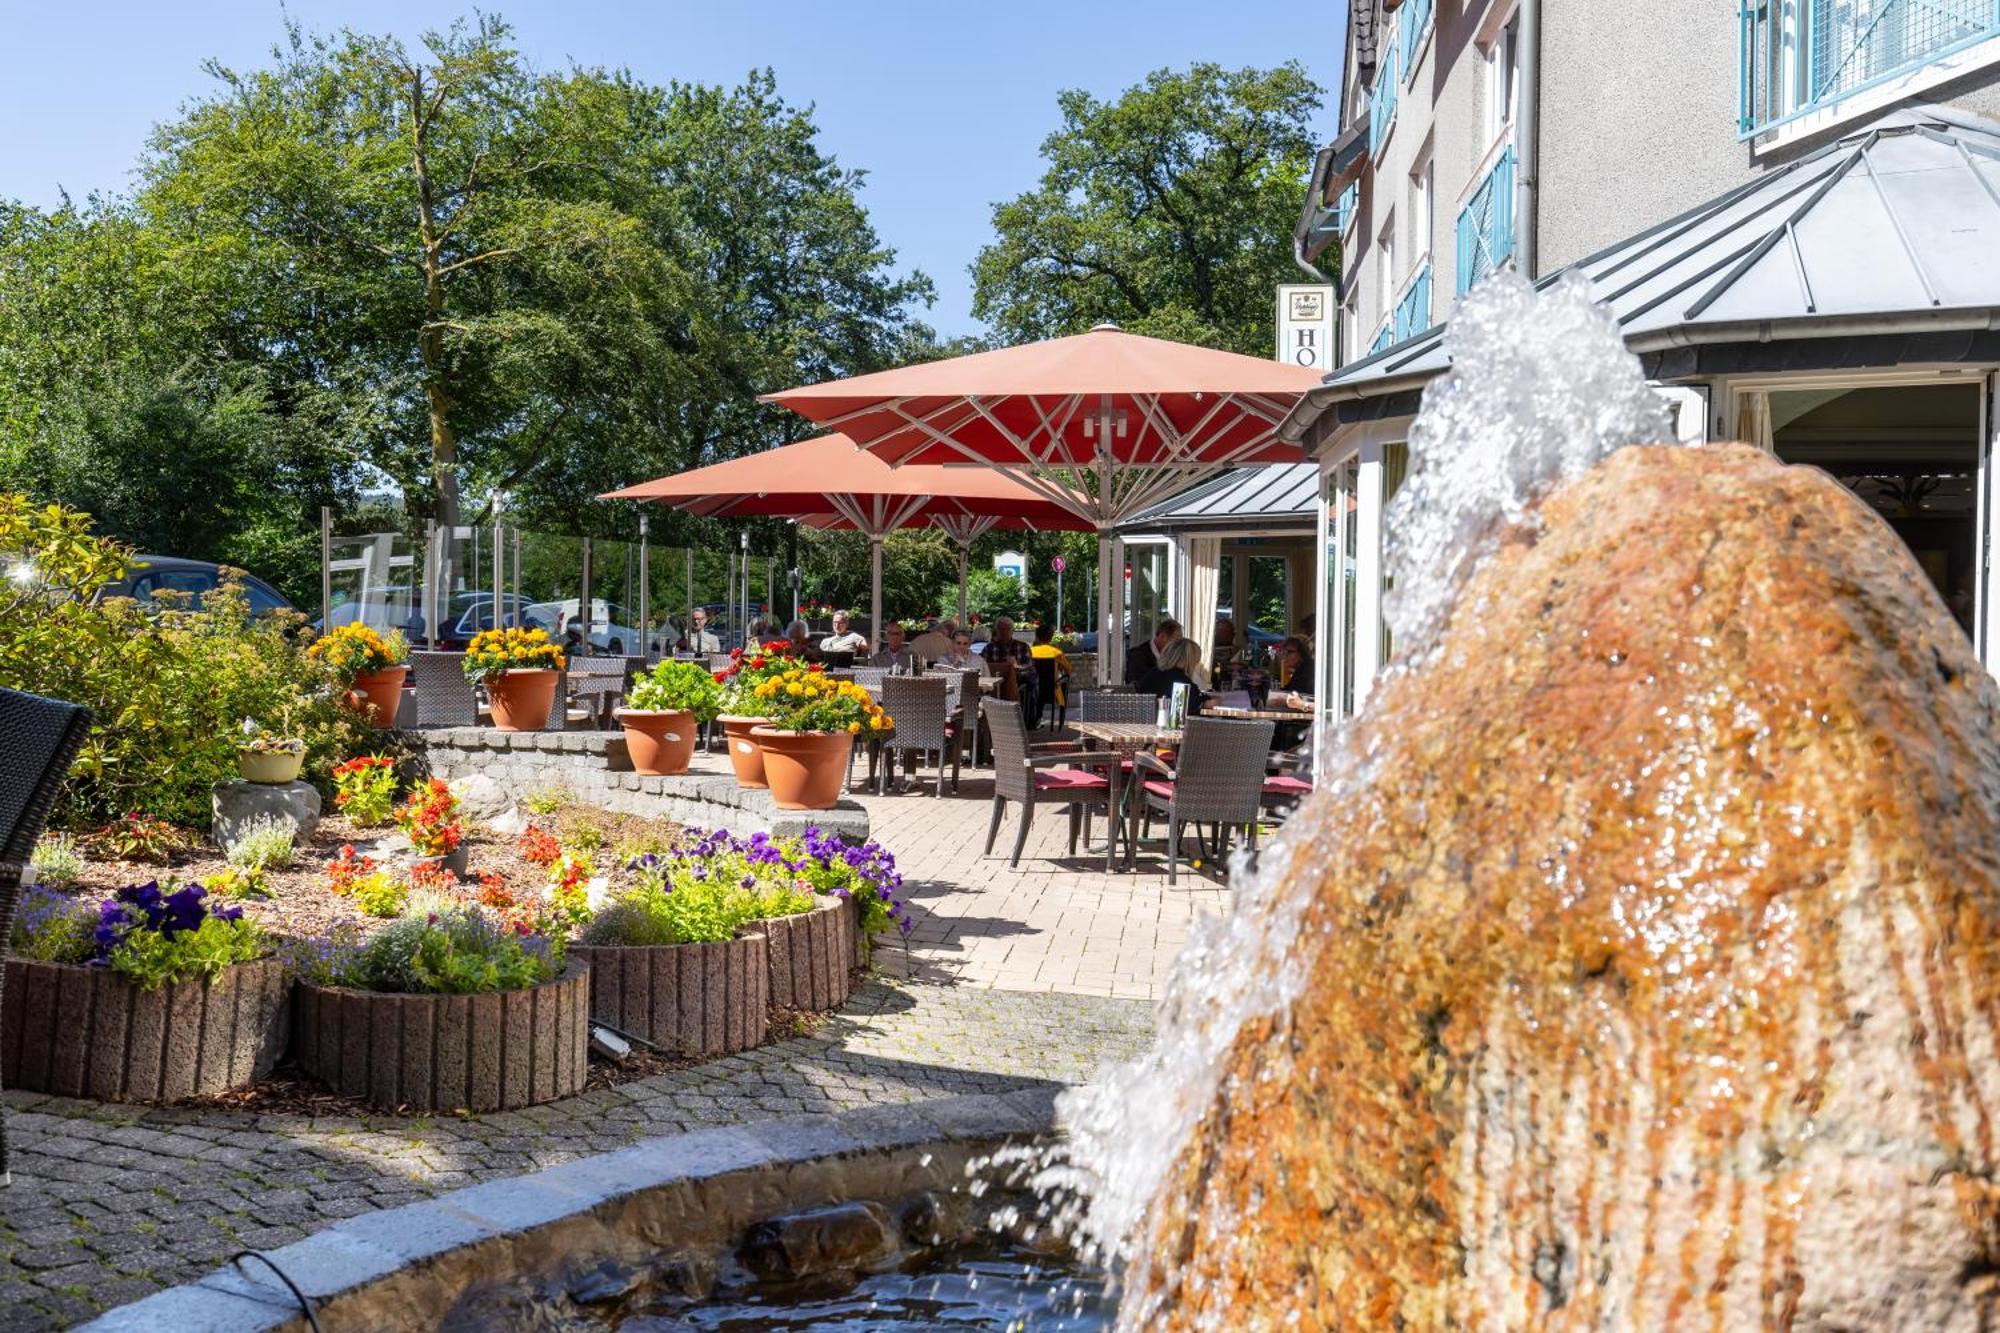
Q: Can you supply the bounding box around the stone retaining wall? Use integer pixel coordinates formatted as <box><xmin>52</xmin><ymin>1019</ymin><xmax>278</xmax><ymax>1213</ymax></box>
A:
<box><xmin>763</xmin><ymin>898</ymin><xmax>855</xmax><ymax>1012</ymax></box>
<box><xmin>414</xmin><ymin>728</ymin><xmax>869</xmax><ymax>844</ymax></box>
<box><xmin>1</xmin><ymin>959</ymin><xmax>288</xmax><ymax>1102</ymax></box>
<box><xmin>571</xmin><ymin>935</ymin><xmax>768</xmax><ymax>1057</ymax></box>
<box><xmin>292</xmin><ymin>964</ymin><xmax>590</xmax><ymax>1113</ymax></box>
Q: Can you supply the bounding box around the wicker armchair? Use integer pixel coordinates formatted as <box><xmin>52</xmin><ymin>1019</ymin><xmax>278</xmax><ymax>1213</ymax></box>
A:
<box><xmin>879</xmin><ymin>676</ymin><xmax>956</xmax><ymax>796</ymax></box>
<box><xmin>0</xmin><ymin>688</ymin><xmax>92</xmax><ymax>1186</ymax></box>
<box><xmin>569</xmin><ymin>655</ymin><xmax>642</xmax><ymax>730</ymax></box>
<box><xmin>408</xmin><ymin>651</ymin><xmax>476</xmax><ymax>729</ymax></box>
<box><xmin>980</xmin><ymin>698</ymin><xmax>1118</xmax><ymax>870</ymax></box>
<box><xmin>1135</xmin><ymin>716</ymin><xmax>1275</xmax><ymax>884</ymax></box>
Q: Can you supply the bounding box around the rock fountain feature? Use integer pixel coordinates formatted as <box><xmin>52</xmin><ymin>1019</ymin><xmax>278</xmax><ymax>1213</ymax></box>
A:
<box><xmin>1047</xmin><ymin>274</ymin><xmax>2000</xmax><ymax>1329</ymax></box>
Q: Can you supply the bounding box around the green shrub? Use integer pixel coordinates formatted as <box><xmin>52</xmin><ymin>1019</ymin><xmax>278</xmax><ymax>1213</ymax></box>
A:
<box><xmin>9</xmin><ymin>884</ymin><xmax>97</xmax><ymax>962</ymax></box>
<box><xmin>226</xmin><ymin>815</ymin><xmax>296</xmax><ymax>871</ymax></box>
<box><xmin>0</xmin><ymin>491</ymin><xmax>368</xmax><ymax>827</ymax></box>
<box><xmin>625</xmin><ymin>658</ymin><xmax>723</xmax><ymax>719</ymax></box>
<box><xmin>91</xmin><ymin>881</ymin><xmax>266</xmax><ymax>989</ymax></box>
<box><xmin>580</xmin><ymin>848</ymin><xmax>815</xmax><ymax>948</ymax></box>
<box><xmin>28</xmin><ymin>834</ymin><xmax>85</xmax><ymax>889</ymax></box>
<box><xmin>298</xmin><ymin>906</ymin><xmax>564</xmax><ymax>995</ymax></box>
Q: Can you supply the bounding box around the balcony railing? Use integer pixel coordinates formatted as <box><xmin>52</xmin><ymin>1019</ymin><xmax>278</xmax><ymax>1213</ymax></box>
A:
<box><xmin>1393</xmin><ymin>264</ymin><xmax>1433</xmax><ymax>343</ymax></box>
<box><xmin>1740</xmin><ymin>0</ymin><xmax>2000</xmax><ymax>137</ymax></box>
<box><xmin>1455</xmin><ymin>144</ymin><xmax>1516</xmax><ymax>296</ymax></box>
<box><xmin>1399</xmin><ymin>0</ymin><xmax>1434</xmax><ymax>74</ymax></box>
<box><xmin>1368</xmin><ymin>33</ymin><xmax>1401</xmax><ymax>155</ymax></box>
<box><xmin>1334</xmin><ymin>180</ymin><xmax>1359</xmax><ymax>234</ymax></box>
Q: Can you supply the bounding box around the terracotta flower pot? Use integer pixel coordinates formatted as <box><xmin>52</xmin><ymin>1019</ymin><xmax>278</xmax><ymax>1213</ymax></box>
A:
<box><xmin>486</xmin><ymin>668</ymin><xmax>559</xmax><ymax>731</ymax></box>
<box><xmin>237</xmin><ymin>749</ymin><xmax>303</xmax><ymax>784</ymax></box>
<box><xmin>751</xmin><ymin>727</ymin><xmax>855</xmax><ymax>811</ymax></box>
<box><xmin>619</xmin><ymin>708</ymin><xmax>699</xmax><ymax>776</ymax></box>
<box><xmin>719</xmin><ymin>714</ymin><xmax>771</xmax><ymax>788</ymax></box>
<box><xmin>412</xmin><ymin>844</ymin><xmax>469</xmax><ymax>878</ymax></box>
<box><xmin>347</xmin><ymin>666</ymin><xmax>409</xmax><ymax>729</ymax></box>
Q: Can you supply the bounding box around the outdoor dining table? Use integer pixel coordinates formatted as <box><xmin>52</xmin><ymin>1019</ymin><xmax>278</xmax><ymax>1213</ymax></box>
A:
<box><xmin>1071</xmin><ymin>719</ymin><xmax>1184</xmax><ymax>869</ymax></box>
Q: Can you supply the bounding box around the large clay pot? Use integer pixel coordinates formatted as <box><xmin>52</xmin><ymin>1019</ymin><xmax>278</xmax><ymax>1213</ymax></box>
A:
<box><xmin>237</xmin><ymin>748</ymin><xmax>304</xmax><ymax>784</ymax></box>
<box><xmin>347</xmin><ymin>666</ymin><xmax>408</xmax><ymax>729</ymax></box>
<box><xmin>751</xmin><ymin>727</ymin><xmax>855</xmax><ymax>811</ymax></box>
<box><xmin>719</xmin><ymin>714</ymin><xmax>770</xmax><ymax>788</ymax></box>
<box><xmin>486</xmin><ymin>668</ymin><xmax>559</xmax><ymax>731</ymax></box>
<box><xmin>618</xmin><ymin>708</ymin><xmax>699</xmax><ymax>776</ymax></box>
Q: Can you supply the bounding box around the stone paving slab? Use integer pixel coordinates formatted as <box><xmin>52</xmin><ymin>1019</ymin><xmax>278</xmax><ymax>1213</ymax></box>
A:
<box><xmin>0</xmin><ymin>980</ymin><xmax>1151</xmax><ymax>1331</ymax></box>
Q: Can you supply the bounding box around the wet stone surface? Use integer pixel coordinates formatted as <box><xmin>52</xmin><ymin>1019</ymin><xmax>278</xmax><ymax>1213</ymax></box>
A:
<box><xmin>0</xmin><ymin>979</ymin><xmax>1151</xmax><ymax>1331</ymax></box>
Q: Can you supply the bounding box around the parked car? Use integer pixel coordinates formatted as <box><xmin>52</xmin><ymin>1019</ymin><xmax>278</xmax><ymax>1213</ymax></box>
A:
<box><xmin>526</xmin><ymin>598</ymin><xmax>644</xmax><ymax>655</ymax></box>
<box><xmin>99</xmin><ymin>556</ymin><xmax>294</xmax><ymax>616</ymax></box>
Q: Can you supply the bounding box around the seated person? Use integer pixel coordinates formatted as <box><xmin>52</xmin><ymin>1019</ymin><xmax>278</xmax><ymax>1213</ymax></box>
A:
<box><xmin>1028</xmin><ymin>622</ymin><xmax>1072</xmax><ymax>714</ymax></box>
<box><xmin>1276</xmin><ymin>634</ymin><xmax>1315</xmax><ymax>696</ymax></box>
<box><xmin>1124</xmin><ymin>618</ymin><xmax>1182</xmax><ymax>686</ymax></box>
<box><xmin>869</xmin><ymin>621</ymin><xmax>916</xmax><ymax>670</ymax></box>
<box><xmin>679</xmin><ymin>607</ymin><xmax>722</xmax><ymax>655</ymax></box>
<box><xmin>783</xmin><ymin>619</ymin><xmax>821</xmax><ymax>662</ymax></box>
<box><xmin>819</xmin><ymin>609</ymin><xmax>869</xmax><ymax>655</ymax></box>
<box><xmin>938</xmin><ymin>630</ymin><xmax>989</xmax><ymax>673</ymax></box>
<box><xmin>1139</xmin><ymin>636</ymin><xmax>1210</xmax><ymax>712</ymax></box>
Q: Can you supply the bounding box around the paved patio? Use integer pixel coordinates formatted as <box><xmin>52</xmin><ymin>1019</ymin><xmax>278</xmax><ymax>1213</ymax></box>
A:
<box><xmin>0</xmin><ymin>759</ymin><xmax>1227</xmax><ymax>1329</ymax></box>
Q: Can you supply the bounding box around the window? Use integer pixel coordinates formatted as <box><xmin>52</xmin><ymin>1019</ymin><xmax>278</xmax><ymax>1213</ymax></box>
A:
<box><xmin>1409</xmin><ymin>156</ymin><xmax>1433</xmax><ymax>262</ymax></box>
<box><xmin>1741</xmin><ymin>0</ymin><xmax>2000</xmax><ymax>137</ymax></box>
<box><xmin>1486</xmin><ymin>15</ymin><xmax>1520</xmax><ymax>145</ymax></box>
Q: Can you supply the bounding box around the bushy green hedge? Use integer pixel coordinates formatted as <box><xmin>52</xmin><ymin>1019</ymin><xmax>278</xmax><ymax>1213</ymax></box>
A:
<box><xmin>0</xmin><ymin>491</ymin><xmax>368</xmax><ymax>827</ymax></box>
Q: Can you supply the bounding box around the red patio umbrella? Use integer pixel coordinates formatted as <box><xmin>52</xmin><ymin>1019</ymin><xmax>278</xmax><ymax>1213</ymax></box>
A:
<box><xmin>763</xmin><ymin>324</ymin><xmax>1322</xmax><ymax>679</ymax></box>
<box><xmin>600</xmin><ymin>433</ymin><xmax>1088</xmax><ymax>638</ymax></box>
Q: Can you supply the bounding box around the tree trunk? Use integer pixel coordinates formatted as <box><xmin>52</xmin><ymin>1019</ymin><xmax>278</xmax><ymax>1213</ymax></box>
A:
<box><xmin>409</xmin><ymin>67</ymin><xmax>461</xmax><ymax>530</ymax></box>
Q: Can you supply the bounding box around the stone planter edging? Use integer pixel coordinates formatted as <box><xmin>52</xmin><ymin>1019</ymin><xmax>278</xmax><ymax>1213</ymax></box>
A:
<box><xmin>763</xmin><ymin>897</ymin><xmax>855</xmax><ymax>1012</ymax></box>
<box><xmin>571</xmin><ymin>934</ymin><xmax>768</xmax><ymax>1057</ymax></box>
<box><xmin>0</xmin><ymin>958</ymin><xmax>288</xmax><ymax>1102</ymax></box>
<box><xmin>79</xmin><ymin>1089</ymin><xmax>1061</xmax><ymax>1333</ymax></box>
<box><xmin>291</xmin><ymin>963</ymin><xmax>590</xmax><ymax>1113</ymax></box>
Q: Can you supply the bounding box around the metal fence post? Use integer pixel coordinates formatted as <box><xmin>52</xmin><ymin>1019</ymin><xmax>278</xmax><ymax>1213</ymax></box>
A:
<box><xmin>319</xmin><ymin>506</ymin><xmax>332</xmax><ymax>632</ymax></box>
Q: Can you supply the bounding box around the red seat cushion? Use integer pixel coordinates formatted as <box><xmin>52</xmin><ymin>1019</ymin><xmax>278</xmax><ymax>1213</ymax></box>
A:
<box><xmin>1142</xmin><ymin>778</ymin><xmax>1177</xmax><ymax>799</ymax></box>
<box><xmin>1035</xmin><ymin>767</ymin><xmax>1110</xmax><ymax>791</ymax></box>
<box><xmin>1261</xmin><ymin>774</ymin><xmax>1312</xmax><ymax>797</ymax></box>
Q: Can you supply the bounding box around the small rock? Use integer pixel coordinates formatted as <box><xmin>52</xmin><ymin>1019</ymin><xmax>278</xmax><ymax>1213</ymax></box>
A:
<box><xmin>898</xmin><ymin>1190</ymin><xmax>968</xmax><ymax>1248</ymax></box>
<box><xmin>439</xmin><ymin>1277</ymin><xmax>592</xmax><ymax>1333</ymax></box>
<box><xmin>488</xmin><ymin>804</ymin><xmax>528</xmax><ymax>836</ymax></box>
<box><xmin>559</xmin><ymin>1257</ymin><xmax>646</xmax><ymax>1306</ymax></box>
<box><xmin>453</xmin><ymin>772</ymin><xmax>513</xmax><ymax>822</ymax></box>
<box><xmin>649</xmin><ymin>1252</ymin><xmax>715</xmax><ymax>1302</ymax></box>
<box><xmin>739</xmin><ymin>1201</ymin><xmax>897</xmax><ymax>1281</ymax></box>
<box><xmin>211</xmin><ymin>779</ymin><xmax>321</xmax><ymax>849</ymax></box>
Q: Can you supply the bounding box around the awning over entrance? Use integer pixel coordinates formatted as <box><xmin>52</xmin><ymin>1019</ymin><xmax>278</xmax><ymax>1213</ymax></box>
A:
<box><xmin>1283</xmin><ymin>106</ymin><xmax>2000</xmax><ymax>442</ymax></box>
<box><xmin>1120</xmin><ymin>463</ymin><xmax>1320</xmax><ymax>536</ymax></box>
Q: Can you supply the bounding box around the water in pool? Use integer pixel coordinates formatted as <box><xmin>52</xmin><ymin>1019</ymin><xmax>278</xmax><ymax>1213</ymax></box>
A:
<box><xmin>616</xmin><ymin>1235</ymin><xmax>1112</xmax><ymax>1330</ymax></box>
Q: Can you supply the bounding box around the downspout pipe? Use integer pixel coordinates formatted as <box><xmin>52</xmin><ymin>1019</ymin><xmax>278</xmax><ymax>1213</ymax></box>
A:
<box><xmin>1516</xmin><ymin>0</ymin><xmax>1542</xmax><ymax>279</ymax></box>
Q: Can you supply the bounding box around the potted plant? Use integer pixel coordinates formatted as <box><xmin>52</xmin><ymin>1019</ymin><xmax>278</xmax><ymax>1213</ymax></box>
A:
<box><xmin>618</xmin><ymin>659</ymin><xmax>723</xmax><ymax>776</ymax></box>
<box><xmin>234</xmin><ymin>718</ymin><xmax>306</xmax><ymax>784</ymax></box>
<box><xmin>463</xmin><ymin>626</ymin><xmax>566</xmax><ymax>731</ymax></box>
<box><xmin>393</xmin><ymin>777</ymin><xmax>466</xmax><ymax>876</ymax></box>
<box><xmin>750</xmin><ymin>667</ymin><xmax>893</xmax><ymax>810</ymax></box>
<box><xmin>3</xmin><ymin>881</ymin><xmax>285</xmax><ymax>1101</ymax></box>
<box><xmin>714</xmin><ymin>641</ymin><xmax>805</xmax><ymax>789</ymax></box>
<box><xmin>284</xmin><ymin>904</ymin><xmax>586</xmax><ymax>1112</ymax></box>
<box><xmin>308</xmin><ymin>624</ymin><xmax>411</xmax><ymax>729</ymax></box>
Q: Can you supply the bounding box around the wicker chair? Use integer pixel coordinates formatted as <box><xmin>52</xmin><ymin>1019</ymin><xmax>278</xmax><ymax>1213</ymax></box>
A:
<box><xmin>539</xmin><ymin>668</ymin><xmax>570</xmax><ymax>732</ymax></box>
<box><xmin>569</xmin><ymin>655</ymin><xmax>642</xmax><ymax>729</ymax></box>
<box><xmin>980</xmin><ymin>698</ymin><xmax>1118</xmax><ymax>870</ymax></box>
<box><xmin>1135</xmin><ymin>716</ymin><xmax>1275</xmax><ymax>884</ymax></box>
<box><xmin>408</xmin><ymin>650</ymin><xmax>476</xmax><ymax>729</ymax></box>
<box><xmin>0</xmin><ymin>688</ymin><xmax>92</xmax><ymax>1186</ymax></box>
<box><xmin>1076</xmin><ymin>690</ymin><xmax>1157</xmax><ymax>724</ymax></box>
<box><xmin>879</xmin><ymin>676</ymin><xmax>957</xmax><ymax>796</ymax></box>
<box><xmin>850</xmin><ymin>666</ymin><xmax>888</xmax><ymax>694</ymax></box>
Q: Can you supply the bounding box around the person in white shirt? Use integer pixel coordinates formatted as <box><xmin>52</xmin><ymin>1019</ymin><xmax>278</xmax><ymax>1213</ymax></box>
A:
<box><xmin>819</xmin><ymin>609</ymin><xmax>869</xmax><ymax>655</ymax></box>
<box><xmin>680</xmin><ymin>606</ymin><xmax>721</xmax><ymax>654</ymax></box>
<box><xmin>938</xmin><ymin>630</ymin><xmax>988</xmax><ymax>674</ymax></box>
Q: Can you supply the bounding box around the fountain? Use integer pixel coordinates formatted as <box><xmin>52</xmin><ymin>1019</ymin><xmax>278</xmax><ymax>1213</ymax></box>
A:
<box><xmin>1050</xmin><ymin>273</ymin><xmax>2000</xmax><ymax>1328</ymax></box>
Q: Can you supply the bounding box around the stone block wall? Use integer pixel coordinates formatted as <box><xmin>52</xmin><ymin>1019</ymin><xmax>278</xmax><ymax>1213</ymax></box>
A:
<box><xmin>413</xmin><ymin>728</ymin><xmax>870</xmax><ymax>844</ymax></box>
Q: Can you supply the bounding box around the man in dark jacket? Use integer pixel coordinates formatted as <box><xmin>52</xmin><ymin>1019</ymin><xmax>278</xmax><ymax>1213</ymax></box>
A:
<box><xmin>1123</xmin><ymin>618</ymin><xmax>1182</xmax><ymax>686</ymax></box>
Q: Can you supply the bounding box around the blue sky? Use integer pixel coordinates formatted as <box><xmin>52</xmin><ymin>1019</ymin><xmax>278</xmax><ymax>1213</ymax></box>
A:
<box><xmin>0</xmin><ymin>1</ymin><xmax>1341</xmax><ymax>336</ymax></box>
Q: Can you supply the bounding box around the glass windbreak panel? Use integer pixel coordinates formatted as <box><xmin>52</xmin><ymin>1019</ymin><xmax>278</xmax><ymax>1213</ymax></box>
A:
<box><xmin>325</xmin><ymin>529</ymin><xmax>419</xmax><ymax>637</ymax></box>
<box><xmin>1771</xmin><ymin>383</ymin><xmax>1980</xmax><ymax>638</ymax></box>
<box><xmin>1380</xmin><ymin>442</ymin><xmax>1410</xmax><ymax>664</ymax></box>
<box><xmin>1126</xmin><ymin>540</ymin><xmax>1171</xmax><ymax>653</ymax></box>
<box><xmin>1322</xmin><ymin>457</ymin><xmax>1361</xmax><ymax>722</ymax></box>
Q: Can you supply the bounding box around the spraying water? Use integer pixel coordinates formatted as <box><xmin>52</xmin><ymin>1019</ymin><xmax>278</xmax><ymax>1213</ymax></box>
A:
<box><xmin>1029</xmin><ymin>274</ymin><xmax>1677</xmax><ymax>1325</ymax></box>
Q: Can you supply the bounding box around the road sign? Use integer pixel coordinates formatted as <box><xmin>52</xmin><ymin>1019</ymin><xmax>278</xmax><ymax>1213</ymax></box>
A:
<box><xmin>1050</xmin><ymin>555</ymin><xmax>1066</xmax><ymax>573</ymax></box>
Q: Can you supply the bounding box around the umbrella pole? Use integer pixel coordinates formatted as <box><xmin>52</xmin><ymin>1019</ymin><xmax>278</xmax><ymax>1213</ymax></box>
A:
<box><xmin>1098</xmin><ymin>531</ymin><xmax>1119</xmax><ymax>685</ymax></box>
<box><xmin>957</xmin><ymin>541</ymin><xmax>969</xmax><ymax>627</ymax></box>
<box><xmin>870</xmin><ymin>533</ymin><xmax>885</xmax><ymax>654</ymax></box>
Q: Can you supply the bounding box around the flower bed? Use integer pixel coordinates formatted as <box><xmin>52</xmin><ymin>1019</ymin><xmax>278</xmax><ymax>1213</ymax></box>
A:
<box><xmin>3</xmin><ymin>882</ymin><xmax>284</xmax><ymax>1100</ymax></box>
<box><xmin>568</xmin><ymin>935</ymin><xmax>767</xmax><ymax>1057</ymax></box>
<box><xmin>761</xmin><ymin>895</ymin><xmax>855</xmax><ymax>1012</ymax></box>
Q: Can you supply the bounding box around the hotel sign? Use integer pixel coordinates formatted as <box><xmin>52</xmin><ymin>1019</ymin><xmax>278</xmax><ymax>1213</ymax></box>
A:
<box><xmin>1276</xmin><ymin>284</ymin><xmax>1335</xmax><ymax>373</ymax></box>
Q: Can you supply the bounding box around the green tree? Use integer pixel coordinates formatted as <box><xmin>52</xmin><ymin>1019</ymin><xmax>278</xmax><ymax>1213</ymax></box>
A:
<box><xmin>972</xmin><ymin>63</ymin><xmax>1324</xmax><ymax>356</ymax></box>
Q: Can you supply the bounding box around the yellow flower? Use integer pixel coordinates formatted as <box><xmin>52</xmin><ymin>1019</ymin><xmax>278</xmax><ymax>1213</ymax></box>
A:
<box><xmin>847</xmin><ymin>721</ymin><xmax>861</xmax><ymax>734</ymax></box>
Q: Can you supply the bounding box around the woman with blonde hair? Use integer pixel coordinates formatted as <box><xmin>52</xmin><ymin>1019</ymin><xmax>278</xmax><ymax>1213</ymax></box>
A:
<box><xmin>1139</xmin><ymin>635</ymin><xmax>1209</xmax><ymax>711</ymax></box>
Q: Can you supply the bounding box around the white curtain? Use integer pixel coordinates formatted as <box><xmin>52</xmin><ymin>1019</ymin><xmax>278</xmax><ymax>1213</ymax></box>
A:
<box><xmin>1187</xmin><ymin>536</ymin><xmax>1222</xmax><ymax>679</ymax></box>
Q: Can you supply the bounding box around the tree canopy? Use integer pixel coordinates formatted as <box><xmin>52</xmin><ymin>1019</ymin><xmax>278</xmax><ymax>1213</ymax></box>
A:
<box><xmin>971</xmin><ymin>62</ymin><xmax>1323</xmax><ymax>356</ymax></box>
<box><xmin>0</xmin><ymin>16</ymin><xmax>933</xmax><ymax>596</ymax></box>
